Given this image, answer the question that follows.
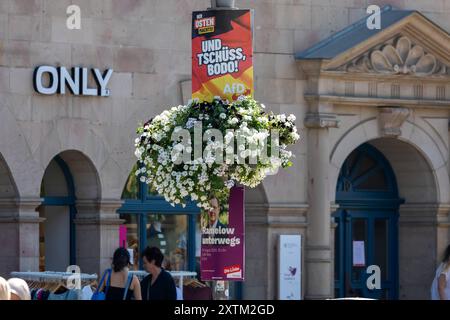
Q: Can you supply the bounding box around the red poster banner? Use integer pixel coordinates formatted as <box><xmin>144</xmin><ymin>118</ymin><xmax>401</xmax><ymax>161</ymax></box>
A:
<box><xmin>192</xmin><ymin>9</ymin><xmax>253</xmax><ymax>102</ymax></box>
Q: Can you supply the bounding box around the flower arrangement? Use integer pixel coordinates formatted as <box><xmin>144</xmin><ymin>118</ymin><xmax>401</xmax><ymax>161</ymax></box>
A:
<box><xmin>134</xmin><ymin>96</ymin><xmax>300</xmax><ymax>211</ymax></box>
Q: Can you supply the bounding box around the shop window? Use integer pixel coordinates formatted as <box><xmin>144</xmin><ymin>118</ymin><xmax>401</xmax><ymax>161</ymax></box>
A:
<box><xmin>118</xmin><ymin>165</ymin><xmax>201</xmax><ymax>271</ymax></box>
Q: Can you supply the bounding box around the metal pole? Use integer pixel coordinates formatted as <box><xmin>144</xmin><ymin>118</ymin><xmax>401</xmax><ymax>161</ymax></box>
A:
<box><xmin>209</xmin><ymin>0</ymin><xmax>237</xmax><ymax>10</ymax></box>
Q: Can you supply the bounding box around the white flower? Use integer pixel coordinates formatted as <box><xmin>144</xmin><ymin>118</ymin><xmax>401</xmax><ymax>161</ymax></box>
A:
<box><xmin>288</xmin><ymin>114</ymin><xmax>296</xmax><ymax>122</ymax></box>
<box><xmin>200</xmin><ymin>195</ymin><xmax>207</xmax><ymax>201</ymax></box>
<box><xmin>220</xmin><ymin>113</ymin><xmax>227</xmax><ymax>119</ymax></box>
<box><xmin>140</xmin><ymin>176</ymin><xmax>146</xmax><ymax>183</ymax></box>
<box><xmin>135</xmin><ymin>148</ymin><xmax>142</xmax><ymax>158</ymax></box>
<box><xmin>191</xmin><ymin>194</ymin><xmax>198</xmax><ymax>201</ymax></box>
<box><xmin>186</xmin><ymin>118</ymin><xmax>198</xmax><ymax>129</ymax></box>
<box><xmin>224</xmin><ymin>131</ymin><xmax>234</xmax><ymax>144</ymax></box>
<box><xmin>228</xmin><ymin>117</ymin><xmax>239</xmax><ymax>125</ymax></box>
<box><xmin>224</xmin><ymin>180</ymin><xmax>235</xmax><ymax>189</ymax></box>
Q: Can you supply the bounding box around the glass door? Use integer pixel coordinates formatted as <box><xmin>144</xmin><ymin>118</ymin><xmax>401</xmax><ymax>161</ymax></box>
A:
<box><xmin>335</xmin><ymin>209</ymin><xmax>398</xmax><ymax>299</ymax></box>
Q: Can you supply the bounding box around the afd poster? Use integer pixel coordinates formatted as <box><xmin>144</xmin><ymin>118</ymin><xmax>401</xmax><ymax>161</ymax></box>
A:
<box><xmin>200</xmin><ymin>187</ymin><xmax>245</xmax><ymax>281</ymax></box>
<box><xmin>192</xmin><ymin>9</ymin><xmax>253</xmax><ymax>102</ymax></box>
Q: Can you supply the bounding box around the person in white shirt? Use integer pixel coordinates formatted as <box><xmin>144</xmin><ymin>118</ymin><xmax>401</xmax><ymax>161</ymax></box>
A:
<box><xmin>431</xmin><ymin>245</ymin><xmax>450</xmax><ymax>300</ymax></box>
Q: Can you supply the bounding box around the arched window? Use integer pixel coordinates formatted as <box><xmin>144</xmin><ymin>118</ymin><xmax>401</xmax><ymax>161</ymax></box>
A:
<box><xmin>118</xmin><ymin>164</ymin><xmax>201</xmax><ymax>272</ymax></box>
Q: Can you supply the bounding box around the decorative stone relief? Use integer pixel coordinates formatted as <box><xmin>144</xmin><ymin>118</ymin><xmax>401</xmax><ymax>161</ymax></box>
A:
<box><xmin>340</xmin><ymin>36</ymin><xmax>450</xmax><ymax>77</ymax></box>
<box><xmin>378</xmin><ymin>107</ymin><xmax>410</xmax><ymax>136</ymax></box>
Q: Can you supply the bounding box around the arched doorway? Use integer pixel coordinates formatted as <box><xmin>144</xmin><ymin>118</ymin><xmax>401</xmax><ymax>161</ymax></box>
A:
<box><xmin>334</xmin><ymin>143</ymin><xmax>403</xmax><ymax>299</ymax></box>
<box><xmin>39</xmin><ymin>150</ymin><xmax>101</xmax><ymax>272</ymax></box>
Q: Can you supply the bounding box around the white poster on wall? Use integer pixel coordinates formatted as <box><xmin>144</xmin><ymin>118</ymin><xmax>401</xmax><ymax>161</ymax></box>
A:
<box><xmin>278</xmin><ymin>235</ymin><xmax>302</xmax><ymax>300</ymax></box>
<box><xmin>352</xmin><ymin>241</ymin><xmax>366</xmax><ymax>267</ymax></box>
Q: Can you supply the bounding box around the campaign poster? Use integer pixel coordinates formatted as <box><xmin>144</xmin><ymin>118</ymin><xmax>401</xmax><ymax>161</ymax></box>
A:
<box><xmin>192</xmin><ymin>9</ymin><xmax>253</xmax><ymax>102</ymax></box>
<box><xmin>200</xmin><ymin>187</ymin><xmax>245</xmax><ymax>281</ymax></box>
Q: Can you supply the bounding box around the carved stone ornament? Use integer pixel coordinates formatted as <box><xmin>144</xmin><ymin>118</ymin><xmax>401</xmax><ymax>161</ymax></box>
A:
<box><xmin>304</xmin><ymin>113</ymin><xmax>340</xmax><ymax>129</ymax></box>
<box><xmin>341</xmin><ymin>36</ymin><xmax>450</xmax><ymax>76</ymax></box>
<box><xmin>378</xmin><ymin>107</ymin><xmax>410</xmax><ymax>136</ymax></box>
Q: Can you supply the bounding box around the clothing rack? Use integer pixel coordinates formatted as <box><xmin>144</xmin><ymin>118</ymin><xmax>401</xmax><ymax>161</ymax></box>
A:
<box><xmin>130</xmin><ymin>270</ymin><xmax>197</xmax><ymax>300</ymax></box>
<box><xmin>10</xmin><ymin>271</ymin><xmax>98</xmax><ymax>286</ymax></box>
<box><xmin>10</xmin><ymin>271</ymin><xmax>98</xmax><ymax>300</ymax></box>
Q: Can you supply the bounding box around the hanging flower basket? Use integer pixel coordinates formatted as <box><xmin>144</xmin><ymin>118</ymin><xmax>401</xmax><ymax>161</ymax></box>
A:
<box><xmin>134</xmin><ymin>97</ymin><xmax>300</xmax><ymax>211</ymax></box>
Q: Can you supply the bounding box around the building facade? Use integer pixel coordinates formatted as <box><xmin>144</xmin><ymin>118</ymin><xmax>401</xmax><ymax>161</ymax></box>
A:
<box><xmin>0</xmin><ymin>0</ymin><xmax>450</xmax><ymax>300</ymax></box>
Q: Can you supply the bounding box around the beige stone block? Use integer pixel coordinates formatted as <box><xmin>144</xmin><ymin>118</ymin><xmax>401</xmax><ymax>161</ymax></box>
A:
<box><xmin>99</xmin><ymin>157</ymin><xmax>126</xmax><ymax>199</ymax></box>
<box><xmin>30</xmin><ymin>42</ymin><xmax>72</xmax><ymax>67</ymax></box>
<box><xmin>254</xmin><ymin>53</ymin><xmax>299</xmax><ymax>80</ymax></box>
<box><xmin>264</xmin><ymin>152</ymin><xmax>307</xmax><ymax>203</ymax></box>
<box><xmin>72</xmin><ymin>96</ymin><xmax>112</xmax><ymax>124</ymax></box>
<box><xmin>71</xmin><ymin>0</ymin><xmax>111</xmax><ymax>18</ymax></box>
<box><xmin>152</xmin><ymin>0</ymin><xmax>194</xmax><ymax>25</ymax></box>
<box><xmin>10</xmin><ymin>0</ymin><xmax>41</xmax><ymax>16</ymax></box>
<box><xmin>7</xmin><ymin>40</ymin><xmax>31</xmax><ymax>67</ymax></box>
<box><xmin>18</xmin><ymin>121</ymin><xmax>53</xmax><ymax>155</ymax></box>
<box><xmin>51</xmin><ymin>17</ymin><xmax>94</xmax><ymax>44</ymax></box>
<box><xmin>9</xmin><ymin>15</ymin><xmax>41</xmax><ymax>41</ymax></box>
<box><xmin>113</xmin><ymin>47</ymin><xmax>155</xmax><ymax>73</ymax></box>
<box><xmin>410</xmin><ymin>125</ymin><xmax>446</xmax><ymax>169</ymax></box>
<box><xmin>154</xmin><ymin>49</ymin><xmax>190</xmax><ymax>76</ymax></box>
<box><xmin>255</xmin><ymin>78</ymin><xmax>296</xmax><ymax>104</ymax></box>
<box><xmin>133</xmin><ymin>73</ymin><xmax>168</xmax><ymax>99</ymax></box>
<box><xmin>255</xmin><ymin>28</ymin><xmax>294</xmax><ymax>54</ymax></box>
<box><xmin>92</xmin><ymin>18</ymin><xmax>114</xmax><ymax>46</ymax></box>
<box><xmin>0</xmin><ymin>15</ymin><xmax>8</xmax><ymax>40</ymax></box>
<box><xmin>109</xmin><ymin>73</ymin><xmax>133</xmax><ymax>98</ymax></box>
<box><xmin>111</xmin><ymin>0</ymin><xmax>155</xmax><ymax>20</ymax></box>
<box><xmin>274</xmin><ymin>4</ymin><xmax>311</xmax><ymax>29</ymax></box>
<box><xmin>294</xmin><ymin>29</ymin><xmax>323</xmax><ymax>54</ymax></box>
<box><xmin>71</xmin><ymin>45</ymin><xmax>114</xmax><ymax>69</ymax></box>
<box><xmin>0</xmin><ymin>67</ymin><xmax>9</xmax><ymax>93</ymax></box>
<box><xmin>9</xmin><ymin>68</ymin><xmax>33</xmax><ymax>95</ymax></box>
<box><xmin>42</xmin><ymin>0</ymin><xmax>71</xmax><ymax>17</ymax></box>
<box><xmin>246</xmin><ymin>1</ymin><xmax>275</xmax><ymax>29</ymax></box>
<box><xmin>111</xmin><ymin>98</ymin><xmax>139</xmax><ymax>126</ymax></box>
<box><xmin>5</xmin><ymin>94</ymin><xmax>32</xmax><ymax>121</ymax></box>
<box><xmin>111</xmin><ymin>19</ymin><xmax>142</xmax><ymax>47</ymax></box>
<box><xmin>56</xmin><ymin>120</ymin><xmax>110</xmax><ymax>176</ymax></box>
<box><xmin>137</xmin><ymin>21</ymin><xmax>189</xmax><ymax>51</ymax></box>
<box><xmin>31</xmin><ymin>94</ymin><xmax>72</xmax><ymax>122</ymax></box>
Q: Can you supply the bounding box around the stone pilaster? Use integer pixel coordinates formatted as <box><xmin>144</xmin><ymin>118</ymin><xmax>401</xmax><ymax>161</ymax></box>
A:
<box><xmin>0</xmin><ymin>198</ymin><xmax>43</xmax><ymax>277</ymax></box>
<box><xmin>304</xmin><ymin>112</ymin><xmax>338</xmax><ymax>299</ymax></box>
<box><xmin>74</xmin><ymin>199</ymin><xmax>124</xmax><ymax>275</ymax></box>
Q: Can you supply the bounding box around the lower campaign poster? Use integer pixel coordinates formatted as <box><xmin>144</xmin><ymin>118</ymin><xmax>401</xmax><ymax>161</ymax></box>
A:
<box><xmin>278</xmin><ymin>235</ymin><xmax>302</xmax><ymax>300</ymax></box>
<box><xmin>200</xmin><ymin>187</ymin><xmax>245</xmax><ymax>281</ymax></box>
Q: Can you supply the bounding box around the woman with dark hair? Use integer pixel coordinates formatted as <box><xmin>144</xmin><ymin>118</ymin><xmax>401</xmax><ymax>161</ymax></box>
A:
<box><xmin>141</xmin><ymin>246</ymin><xmax>177</xmax><ymax>300</ymax></box>
<box><xmin>103</xmin><ymin>248</ymin><xmax>142</xmax><ymax>300</ymax></box>
<box><xmin>431</xmin><ymin>244</ymin><xmax>450</xmax><ymax>300</ymax></box>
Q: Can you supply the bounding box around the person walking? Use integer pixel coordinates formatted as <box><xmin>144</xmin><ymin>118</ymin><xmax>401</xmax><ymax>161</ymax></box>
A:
<box><xmin>431</xmin><ymin>244</ymin><xmax>450</xmax><ymax>300</ymax></box>
<box><xmin>102</xmin><ymin>247</ymin><xmax>142</xmax><ymax>300</ymax></box>
<box><xmin>141</xmin><ymin>246</ymin><xmax>177</xmax><ymax>300</ymax></box>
